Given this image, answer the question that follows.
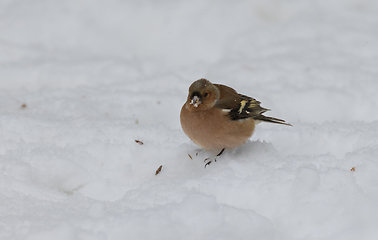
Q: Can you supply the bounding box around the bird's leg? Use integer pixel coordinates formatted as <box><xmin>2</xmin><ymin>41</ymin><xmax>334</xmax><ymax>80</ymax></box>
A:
<box><xmin>204</xmin><ymin>148</ymin><xmax>225</xmax><ymax>168</ymax></box>
<box><xmin>214</xmin><ymin>148</ymin><xmax>225</xmax><ymax>162</ymax></box>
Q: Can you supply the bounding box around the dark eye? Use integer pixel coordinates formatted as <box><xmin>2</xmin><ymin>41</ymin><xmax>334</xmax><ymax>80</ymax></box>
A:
<box><xmin>203</xmin><ymin>92</ymin><xmax>208</xmax><ymax>97</ymax></box>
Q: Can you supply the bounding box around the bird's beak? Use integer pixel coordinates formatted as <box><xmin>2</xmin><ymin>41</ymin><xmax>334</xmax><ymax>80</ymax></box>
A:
<box><xmin>190</xmin><ymin>95</ymin><xmax>201</xmax><ymax>107</ymax></box>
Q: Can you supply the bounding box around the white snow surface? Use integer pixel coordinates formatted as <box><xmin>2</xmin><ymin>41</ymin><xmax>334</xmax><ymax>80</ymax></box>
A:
<box><xmin>1</xmin><ymin>0</ymin><xmax>378</xmax><ymax>239</ymax></box>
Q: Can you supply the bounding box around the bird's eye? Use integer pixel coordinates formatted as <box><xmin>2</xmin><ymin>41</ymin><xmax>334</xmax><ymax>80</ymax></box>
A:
<box><xmin>203</xmin><ymin>92</ymin><xmax>209</xmax><ymax>97</ymax></box>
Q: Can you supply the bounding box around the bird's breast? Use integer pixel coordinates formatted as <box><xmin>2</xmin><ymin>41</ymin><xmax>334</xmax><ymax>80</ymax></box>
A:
<box><xmin>180</xmin><ymin>104</ymin><xmax>255</xmax><ymax>150</ymax></box>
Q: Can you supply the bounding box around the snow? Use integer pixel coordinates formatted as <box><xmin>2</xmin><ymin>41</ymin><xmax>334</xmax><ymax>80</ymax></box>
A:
<box><xmin>1</xmin><ymin>0</ymin><xmax>378</xmax><ymax>239</ymax></box>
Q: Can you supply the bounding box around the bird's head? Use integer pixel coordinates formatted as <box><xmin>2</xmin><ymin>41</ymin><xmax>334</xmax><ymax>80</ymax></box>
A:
<box><xmin>186</xmin><ymin>78</ymin><xmax>220</xmax><ymax>111</ymax></box>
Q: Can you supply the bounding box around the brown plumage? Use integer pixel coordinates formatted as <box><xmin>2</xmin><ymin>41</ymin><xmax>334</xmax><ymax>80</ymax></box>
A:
<box><xmin>180</xmin><ymin>78</ymin><xmax>291</xmax><ymax>151</ymax></box>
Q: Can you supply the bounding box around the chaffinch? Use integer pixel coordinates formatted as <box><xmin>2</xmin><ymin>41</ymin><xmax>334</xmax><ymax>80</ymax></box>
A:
<box><xmin>180</xmin><ymin>78</ymin><xmax>291</xmax><ymax>154</ymax></box>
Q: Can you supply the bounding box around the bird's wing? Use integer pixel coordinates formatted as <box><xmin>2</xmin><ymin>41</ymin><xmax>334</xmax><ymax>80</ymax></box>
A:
<box><xmin>214</xmin><ymin>84</ymin><xmax>268</xmax><ymax>120</ymax></box>
<box><xmin>214</xmin><ymin>84</ymin><xmax>291</xmax><ymax>125</ymax></box>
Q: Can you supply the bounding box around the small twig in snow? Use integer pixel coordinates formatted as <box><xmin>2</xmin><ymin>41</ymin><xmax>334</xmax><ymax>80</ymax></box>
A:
<box><xmin>155</xmin><ymin>165</ymin><xmax>163</xmax><ymax>175</ymax></box>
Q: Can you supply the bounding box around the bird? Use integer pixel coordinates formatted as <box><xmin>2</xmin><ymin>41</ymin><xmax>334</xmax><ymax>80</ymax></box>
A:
<box><xmin>180</xmin><ymin>78</ymin><xmax>291</xmax><ymax>165</ymax></box>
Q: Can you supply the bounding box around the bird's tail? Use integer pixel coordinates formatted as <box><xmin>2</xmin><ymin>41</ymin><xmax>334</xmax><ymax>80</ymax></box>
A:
<box><xmin>254</xmin><ymin>115</ymin><xmax>292</xmax><ymax>126</ymax></box>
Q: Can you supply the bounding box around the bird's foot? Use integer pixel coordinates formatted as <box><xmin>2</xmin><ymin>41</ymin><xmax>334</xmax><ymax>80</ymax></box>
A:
<box><xmin>204</xmin><ymin>148</ymin><xmax>225</xmax><ymax>168</ymax></box>
<box><xmin>204</xmin><ymin>157</ymin><xmax>212</xmax><ymax>167</ymax></box>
